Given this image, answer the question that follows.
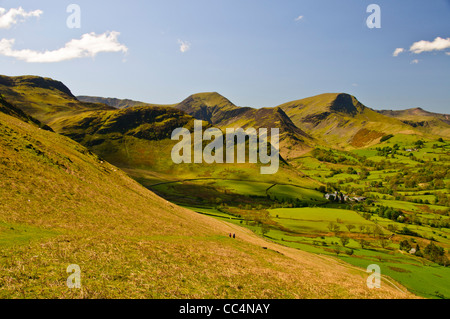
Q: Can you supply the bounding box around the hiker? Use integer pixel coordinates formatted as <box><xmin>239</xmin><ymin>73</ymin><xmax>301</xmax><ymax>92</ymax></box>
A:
<box><xmin>233</xmin><ymin>234</ymin><xmax>236</xmax><ymax>239</ymax></box>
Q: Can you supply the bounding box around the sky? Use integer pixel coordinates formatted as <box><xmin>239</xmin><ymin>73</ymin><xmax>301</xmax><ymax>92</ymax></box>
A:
<box><xmin>0</xmin><ymin>0</ymin><xmax>449</xmax><ymax>113</ymax></box>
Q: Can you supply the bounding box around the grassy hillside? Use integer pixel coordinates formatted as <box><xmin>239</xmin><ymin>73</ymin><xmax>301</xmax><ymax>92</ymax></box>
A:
<box><xmin>174</xmin><ymin>92</ymin><xmax>313</xmax><ymax>158</ymax></box>
<box><xmin>379</xmin><ymin>107</ymin><xmax>450</xmax><ymax>124</ymax></box>
<box><xmin>49</xmin><ymin>102</ymin><xmax>316</xmax><ymax>199</ymax></box>
<box><xmin>0</xmin><ymin>75</ymin><xmax>113</xmax><ymax>124</ymax></box>
<box><xmin>0</xmin><ymin>107</ymin><xmax>413</xmax><ymax>299</ymax></box>
<box><xmin>0</xmin><ymin>94</ymin><xmax>52</xmax><ymax>131</ymax></box>
<box><xmin>50</xmin><ymin>105</ymin><xmax>195</xmax><ymax>145</ymax></box>
<box><xmin>175</xmin><ymin>92</ymin><xmax>244</xmax><ymax>125</ymax></box>
<box><xmin>1</xmin><ymin>74</ymin><xmax>447</xmax><ymax>299</ymax></box>
<box><xmin>278</xmin><ymin>93</ymin><xmax>423</xmax><ymax>149</ymax></box>
<box><xmin>378</xmin><ymin>108</ymin><xmax>450</xmax><ymax>138</ymax></box>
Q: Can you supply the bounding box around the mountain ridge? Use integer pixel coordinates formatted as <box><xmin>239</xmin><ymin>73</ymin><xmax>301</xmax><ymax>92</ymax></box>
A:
<box><xmin>0</xmin><ymin>75</ymin><xmax>114</xmax><ymax>124</ymax></box>
<box><xmin>2</xmin><ymin>74</ymin><xmax>449</xmax><ymax>149</ymax></box>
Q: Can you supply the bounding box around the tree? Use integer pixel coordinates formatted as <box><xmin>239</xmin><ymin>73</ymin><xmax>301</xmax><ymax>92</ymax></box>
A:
<box><xmin>387</xmin><ymin>224</ymin><xmax>398</xmax><ymax>233</ymax></box>
<box><xmin>333</xmin><ymin>224</ymin><xmax>341</xmax><ymax>235</ymax></box>
<box><xmin>328</xmin><ymin>222</ymin><xmax>341</xmax><ymax>234</ymax></box>
<box><xmin>358</xmin><ymin>239</ymin><xmax>368</xmax><ymax>249</ymax></box>
<box><xmin>380</xmin><ymin>134</ymin><xmax>394</xmax><ymax>143</ymax></box>
<box><xmin>333</xmin><ymin>247</ymin><xmax>341</xmax><ymax>256</ymax></box>
<box><xmin>327</xmin><ymin>222</ymin><xmax>335</xmax><ymax>233</ymax></box>
<box><xmin>379</xmin><ymin>238</ymin><xmax>389</xmax><ymax>249</ymax></box>
<box><xmin>261</xmin><ymin>223</ymin><xmax>270</xmax><ymax>237</ymax></box>
<box><xmin>346</xmin><ymin>224</ymin><xmax>356</xmax><ymax>232</ymax></box>
<box><xmin>339</xmin><ymin>236</ymin><xmax>350</xmax><ymax>247</ymax></box>
<box><xmin>399</xmin><ymin>240</ymin><xmax>411</xmax><ymax>252</ymax></box>
<box><xmin>373</xmin><ymin>226</ymin><xmax>384</xmax><ymax>239</ymax></box>
<box><xmin>423</xmin><ymin>242</ymin><xmax>448</xmax><ymax>266</ymax></box>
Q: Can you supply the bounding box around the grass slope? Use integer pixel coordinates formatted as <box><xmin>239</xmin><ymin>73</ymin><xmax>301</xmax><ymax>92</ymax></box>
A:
<box><xmin>378</xmin><ymin>108</ymin><xmax>450</xmax><ymax>138</ymax></box>
<box><xmin>278</xmin><ymin>93</ymin><xmax>424</xmax><ymax>149</ymax></box>
<box><xmin>0</xmin><ymin>75</ymin><xmax>113</xmax><ymax>124</ymax></box>
<box><xmin>0</xmin><ymin>111</ymin><xmax>413</xmax><ymax>299</ymax></box>
<box><xmin>173</xmin><ymin>92</ymin><xmax>313</xmax><ymax>158</ymax></box>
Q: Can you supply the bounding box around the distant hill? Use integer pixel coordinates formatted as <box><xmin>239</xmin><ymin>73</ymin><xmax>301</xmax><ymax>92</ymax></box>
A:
<box><xmin>378</xmin><ymin>108</ymin><xmax>450</xmax><ymax>137</ymax></box>
<box><xmin>175</xmin><ymin>92</ymin><xmax>245</xmax><ymax>124</ymax></box>
<box><xmin>278</xmin><ymin>93</ymin><xmax>426</xmax><ymax>148</ymax></box>
<box><xmin>2</xmin><ymin>74</ymin><xmax>448</xmax><ymax>153</ymax></box>
<box><xmin>77</xmin><ymin>95</ymin><xmax>179</xmax><ymax>110</ymax></box>
<box><xmin>77</xmin><ymin>95</ymin><xmax>153</xmax><ymax>109</ymax></box>
<box><xmin>174</xmin><ymin>92</ymin><xmax>313</xmax><ymax>158</ymax></box>
<box><xmin>378</xmin><ymin>107</ymin><xmax>449</xmax><ymax>123</ymax></box>
<box><xmin>0</xmin><ymin>75</ymin><xmax>113</xmax><ymax>124</ymax></box>
<box><xmin>51</xmin><ymin>105</ymin><xmax>197</xmax><ymax>147</ymax></box>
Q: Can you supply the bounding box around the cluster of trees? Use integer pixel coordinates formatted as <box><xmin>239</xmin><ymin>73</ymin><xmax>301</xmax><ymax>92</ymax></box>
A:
<box><xmin>399</xmin><ymin>240</ymin><xmax>449</xmax><ymax>266</ymax></box>
<box><xmin>268</xmin><ymin>196</ymin><xmax>311</xmax><ymax>208</ymax></box>
<box><xmin>312</xmin><ymin>148</ymin><xmax>358</xmax><ymax>165</ymax></box>
<box><xmin>374</xmin><ymin>205</ymin><xmax>405</xmax><ymax>222</ymax></box>
<box><xmin>376</xmin><ymin>144</ymin><xmax>400</xmax><ymax>157</ymax></box>
<box><xmin>380</xmin><ymin>134</ymin><xmax>394</xmax><ymax>143</ymax></box>
<box><xmin>376</xmin><ymin>165</ymin><xmax>448</xmax><ymax>193</ymax></box>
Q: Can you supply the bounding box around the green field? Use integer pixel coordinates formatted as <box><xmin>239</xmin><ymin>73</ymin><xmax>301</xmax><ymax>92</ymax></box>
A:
<box><xmin>191</xmin><ymin>205</ymin><xmax>450</xmax><ymax>299</ymax></box>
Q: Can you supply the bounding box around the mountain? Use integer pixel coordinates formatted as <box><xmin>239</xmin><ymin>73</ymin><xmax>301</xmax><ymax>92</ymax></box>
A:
<box><xmin>0</xmin><ymin>87</ymin><xmax>413</xmax><ymax>299</ymax></box>
<box><xmin>77</xmin><ymin>95</ymin><xmax>171</xmax><ymax>109</ymax></box>
<box><xmin>0</xmin><ymin>75</ymin><xmax>113</xmax><ymax>125</ymax></box>
<box><xmin>378</xmin><ymin>108</ymin><xmax>450</xmax><ymax>138</ymax></box>
<box><xmin>174</xmin><ymin>92</ymin><xmax>313</xmax><ymax>158</ymax></box>
<box><xmin>378</xmin><ymin>107</ymin><xmax>450</xmax><ymax>123</ymax></box>
<box><xmin>278</xmin><ymin>93</ymin><xmax>422</xmax><ymax>148</ymax></box>
<box><xmin>175</xmin><ymin>92</ymin><xmax>246</xmax><ymax>124</ymax></box>
<box><xmin>51</xmin><ymin>105</ymin><xmax>195</xmax><ymax>144</ymax></box>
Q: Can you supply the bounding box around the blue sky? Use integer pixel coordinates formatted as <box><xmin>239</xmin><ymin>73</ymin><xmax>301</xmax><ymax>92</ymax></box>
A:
<box><xmin>0</xmin><ymin>0</ymin><xmax>449</xmax><ymax>113</ymax></box>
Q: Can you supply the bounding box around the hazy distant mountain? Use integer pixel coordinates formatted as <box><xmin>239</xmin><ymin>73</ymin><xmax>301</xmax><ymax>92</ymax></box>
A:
<box><xmin>378</xmin><ymin>107</ymin><xmax>449</xmax><ymax>123</ymax></box>
<box><xmin>377</xmin><ymin>108</ymin><xmax>450</xmax><ymax>137</ymax></box>
<box><xmin>77</xmin><ymin>95</ymin><xmax>151</xmax><ymax>109</ymax></box>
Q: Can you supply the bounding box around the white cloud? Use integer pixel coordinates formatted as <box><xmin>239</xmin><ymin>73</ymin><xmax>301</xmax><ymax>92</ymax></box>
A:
<box><xmin>178</xmin><ymin>39</ymin><xmax>191</xmax><ymax>53</ymax></box>
<box><xmin>0</xmin><ymin>31</ymin><xmax>128</xmax><ymax>63</ymax></box>
<box><xmin>410</xmin><ymin>37</ymin><xmax>450</xmax><ymax>54</ymax></box>
<box><xmin>393</xmin><ymin>48</ymin><xmax>405</xmax><ymax>57</ymax></box>
<box><xmin>410</xmin><ymin>59</ymin><xmax>419</xmax><ymax>64</ymax></box>
<box><xmin>0</xmin><ymin>7</ymin><xmax>42</xmax><ymax>29</ymax></box>
<box><xmin>295</xmin><ymin>15</ymin><xmax>304</xmax><ymax>22</ymax></box>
